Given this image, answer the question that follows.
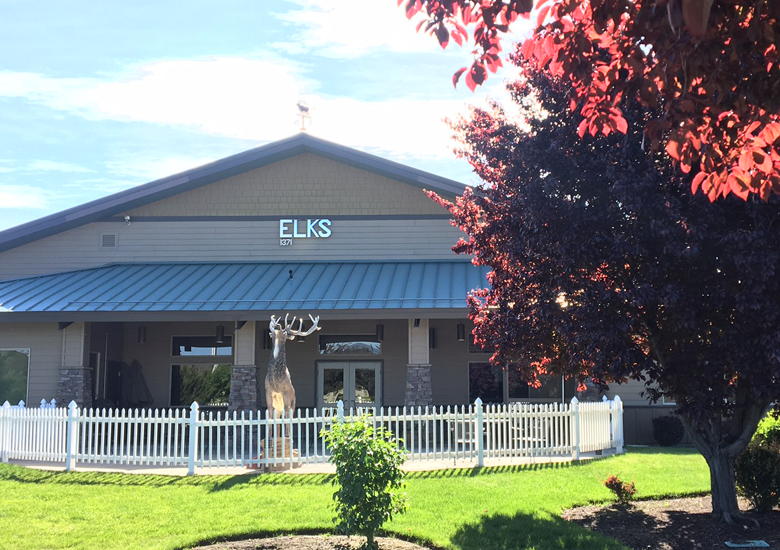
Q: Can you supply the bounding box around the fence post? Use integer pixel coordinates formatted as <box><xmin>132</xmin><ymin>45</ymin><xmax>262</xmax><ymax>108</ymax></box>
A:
<box><xmin>613</xmin><ymin>396</ymin><xmax>624</xmax><ymax>454</ymax></box>
<box><xmin>474</xmin><ymin>397</ymin><xmax>484</xmax><ymax>467</ymax></box>
<box><xmin>65</xmin><ymin>400</ymin><xmax>79</xmax><ymax>472</ymax></box>
<box><xmin>337</xmin><ymin>400</ymin><xmax>344</xmax><ymax>423</ymax></box>
<box><xmin>0</xmin><ymin>401</ymin><xmax>10</xmax><ymax>463</ymax></box>
<box><xmin>187</xmin><ymin>402</ymin><xmax>199</xmax><ymax>476</ymax></box>
<box><xmin>570</xmin><ymin>397</ymin><xmax>580</xmax><ymax>461</ymax></box>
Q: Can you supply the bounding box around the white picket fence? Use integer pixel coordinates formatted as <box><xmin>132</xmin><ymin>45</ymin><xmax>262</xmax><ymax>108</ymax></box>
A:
<box><xmin>0</xmin><ymin>396</ymin><xmax>623</xmax><ymax>474</ymax></box>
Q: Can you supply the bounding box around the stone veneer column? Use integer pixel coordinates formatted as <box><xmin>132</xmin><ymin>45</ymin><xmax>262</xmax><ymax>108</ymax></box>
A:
<box><xmin>229</xmin><ymin>321</ymin><xmax>261</xmax><ymax>411</ymax></box>
<box><xmin>404</xmin><ymin>365</ymin><xmax>432</xmax><ymax>407</ymax></box>
<box><xmin>56</xmin><ymin>323</ymin><xmax>93</xmax><ymax>407</ymax></box>
<box><xmin>229</xmin><ymin>366</ymin><xmax>261</xmax><ymax>411</ymax></box>
<box><xmin>57</xmin><ymin>368</ymin><xmax>93</xmax><ymax>407</ymax></box>
<box><xmin>404</xmin><ymin>319</ymin><xmax>433</xmax><ymax>407</ymax></box>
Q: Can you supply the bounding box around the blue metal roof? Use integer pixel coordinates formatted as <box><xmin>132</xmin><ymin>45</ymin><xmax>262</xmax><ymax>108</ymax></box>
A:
<box><xmin>0</xmin><ymin>262</ymin><xmax>490</xmax><ymax>315</ymax></box>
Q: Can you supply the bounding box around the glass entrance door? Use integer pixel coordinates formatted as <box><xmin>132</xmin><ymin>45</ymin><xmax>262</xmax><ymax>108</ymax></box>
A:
<box><xmin>317</xmin><ymin>361</ymin><xmax>381</xmax><ymax>410</ymax></box>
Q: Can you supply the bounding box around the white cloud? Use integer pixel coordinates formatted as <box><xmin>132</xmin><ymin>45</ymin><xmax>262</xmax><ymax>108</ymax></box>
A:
<box><xmin>27</xmin><ymin>160</ymin><xmax>94</xmax><ymax>173</ymax></box>
<box><xmin>0</xmin><ymin>53</ymin><xmax>525</xmax><ymax>167</ymax></box>
<box><xmin>0</xmin><ymin>185</ymin><xmax>50</xmax><ymax>209</ymax></box>
<box><xmin>272</xmin><ymin>0</ymin><xmax>443</xmax><ymax>58</ymax></box>
<box><xmin>273</xmin><ymin>0</ymin><xmax>535</xmax><ymax>59</ymax></box>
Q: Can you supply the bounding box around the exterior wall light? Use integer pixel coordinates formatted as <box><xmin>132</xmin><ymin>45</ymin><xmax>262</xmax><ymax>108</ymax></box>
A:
<box><xmin>429</xmin><ymin>328</ymin><xmax>436</xmax><ymax>349</ymax></box>
<box><xmin>215</xmin><ymin>325</ymin><xmax>225</xmax><ymax>344</ymax></box>
<box><xmin>263</xmin><ymin>331</ymin><xmax>272</xmax><ymax>350</ymax></box>
<box><xmin>138</xmin><ymin>326</ymin><xmax>147</xmax><ymax>344</ymax></box>
<box><xmin>376</xmin><ymin>323</ymin><xmax>384</xmax><ymax>341</ymax></box>
<box><xmin>457</xmin><ymin>323</ymin><xmax>466</xmax><ymax>342</ymax></box>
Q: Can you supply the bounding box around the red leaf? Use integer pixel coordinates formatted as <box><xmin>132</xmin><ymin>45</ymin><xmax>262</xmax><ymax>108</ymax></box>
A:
<box><xmin>614</xmin><ymin>115</ymin><xmax>628</xmax><ymax>134</ymax></box>
<box><xmin>536</xmin><ymin>4</ymin><xmax>551</xmax><ymax>28</ymax></box>
<box><xmin>682</xmin><ymin>0</ymin><xmax>714</xmax><ymax>38</ymax></box>
<box><xmin>435</xmin><ymin>25</ymin><xmax>450</xmax><ymax>48</ymax></box>
<box><xmin>759</xmin><ymin>122</ymin><xmax>780</xmax><ymax>145</ymax></box>
<box><xmin>577</xmin><ymin>119</ymin><xmax>588</xmax><ymax>138</ymax></box>
<box><xmin>453</xmin><ymin>67</ymin><xmax>467</xmax><ymax>88</ymax></box>
<box><xmin>666</xmin><ymin>138</ymin><xmax>683</xmax><ymax>160</ymax></box>
<box><xmin>691</xmin><ymin>171</ymin><xmax>707</xmax><ymax>194</ymax></box>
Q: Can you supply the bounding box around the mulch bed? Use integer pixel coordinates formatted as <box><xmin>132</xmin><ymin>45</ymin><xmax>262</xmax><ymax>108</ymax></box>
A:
<box><xmin>563</xmin><ymin>497</ymin><xmax>780</xmax><ymax>549</ymax></box>
<box><xmin>190</xmin><ymin>535</ymin><xmax>429</xmax><ymax>550</ymax></box>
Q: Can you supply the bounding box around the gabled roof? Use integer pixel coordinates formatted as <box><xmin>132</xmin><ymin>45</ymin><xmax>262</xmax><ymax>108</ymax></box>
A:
<box><xmin>0</xmin><ymin>134</ymin><xmax>467</xmax><ymax>253</ymax></box>
<box><xmin>0</xmin><ymin>260</ymin><xmax>489</xmax><ymax>321</ymax></box>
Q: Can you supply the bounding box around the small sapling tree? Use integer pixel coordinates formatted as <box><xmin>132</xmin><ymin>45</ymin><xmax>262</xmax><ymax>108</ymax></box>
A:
<box><xmin>322</xmin><ymin>416</ymin><xmax>408</xmax><ymax>550</ymax></box>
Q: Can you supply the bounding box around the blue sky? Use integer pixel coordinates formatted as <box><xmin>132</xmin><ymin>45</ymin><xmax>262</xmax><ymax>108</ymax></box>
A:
<box><xmin>0</xmin><ymin>1</ymin><xmax>529</xmax><ymax>232</ymax></box>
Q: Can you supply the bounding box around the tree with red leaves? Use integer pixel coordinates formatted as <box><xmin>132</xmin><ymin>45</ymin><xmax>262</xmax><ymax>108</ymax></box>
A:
<box><xmin>430</xmin><ymin>68</ymin><xmax>780</xmax><ymax>523</ymax></box>
<box><xmin>402</xmin><ymin>0</ymin><xmax>780</xmax><ymax>201</ymax></box>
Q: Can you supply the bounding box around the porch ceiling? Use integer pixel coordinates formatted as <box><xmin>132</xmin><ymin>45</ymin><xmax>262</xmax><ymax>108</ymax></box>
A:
<box><xmin>0</xmin><ymin>261</ymin><xmax>490</xmax><ymax>317</ymax></box>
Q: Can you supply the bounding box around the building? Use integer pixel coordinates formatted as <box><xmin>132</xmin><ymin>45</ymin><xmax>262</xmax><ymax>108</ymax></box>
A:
<box><xmin>0</xmin><ymin>134</ymin><xmax>668</xmax><ymax>442</ymax></box>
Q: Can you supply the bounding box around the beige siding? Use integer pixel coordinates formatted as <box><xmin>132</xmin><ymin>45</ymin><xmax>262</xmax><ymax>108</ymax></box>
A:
<box><xmin>429</xmin><ymin>319</ymin><xmax>480</xmax><ymax>406</ymax></box>
<box><xmin>603</xmin><ymin>378</ymin><xmax>654</xmax><ymax>406</ymax></box>
<box><xmin>0</xmin><ymin>323</ymin><xmax>63</xmax><ymax>403</ymax></box>
<box><xmin>234</xmin><ymin>321</ymin><xmax>255</xmax><ymax>366</ymax></box>
<box><xmin>408</xmin><ymin>319</ymin><xmax>429</xmax><ymax>365</ymax></box>
<box><xmin>0</xmin><ymin>218</ymin><xmax>462</xmax><ymax>280</ymax></box>
<box><xmin>61</xmin><ymin>323</ymin><xmax>86</xmax><ymax>367</ymax></box>
<box><xmin>126</xmin><ymin>154</ymin><xmax>447</xmax><ymax>218</ymax></box>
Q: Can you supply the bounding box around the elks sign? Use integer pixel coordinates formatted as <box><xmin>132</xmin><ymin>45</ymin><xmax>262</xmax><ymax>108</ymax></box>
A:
<box><xmin>279</xmin><ymin>219</ymin><xmax>332</xmax><ymax>240</ymax></box>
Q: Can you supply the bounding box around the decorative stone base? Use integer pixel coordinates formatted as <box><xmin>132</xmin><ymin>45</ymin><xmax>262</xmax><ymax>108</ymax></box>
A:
<box><xmin>229</xmin><ymin>365</ymin><xmax>260</xmax><ymax>412</ymax></box>
<box><xmin>404</xmin><ymin>365</ymin><xmax>432</xmax><ymax>407</ymax></box>
<box><xmin>57</xmin><ymin>367</ymin><xmax>93</xmax><ymax>408</ymax></box>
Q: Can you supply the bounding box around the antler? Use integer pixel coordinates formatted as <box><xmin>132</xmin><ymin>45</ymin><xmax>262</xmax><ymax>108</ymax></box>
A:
<box><xmin>286</xmin><ymin>314</ymin><xmax>321</xmax><ymax>337</ymax></box>
<box><xmin>269</xmin><ymin>313</ymin><xmax>321</xmax><ymax>339</ymax></box>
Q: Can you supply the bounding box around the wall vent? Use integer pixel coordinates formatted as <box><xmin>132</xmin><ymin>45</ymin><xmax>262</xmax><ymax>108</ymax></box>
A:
<box><xmin>101</xmin><ymin>233</ymin><xmax>117</xmax><ymax>248</ymax></box>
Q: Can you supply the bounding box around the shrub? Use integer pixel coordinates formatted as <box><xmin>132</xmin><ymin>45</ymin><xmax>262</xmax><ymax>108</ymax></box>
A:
<box><xmin>603</xmin><ymin>475</ymin><xmax>636</xmax><ymax>505</ymax></box>
<box><xmin>652</xmin><ymin>415</ymin><xmax>685</xmax><ymax>447</ymax></box>
<box><xmin>322</xmin><ymin>416</ymin><xmax>408</xmax><ymax>550</ymax></box>
<box><xmin>753</xmin><ymin>412</ymin><xmax>780</xmax><ymax>447</ymax></box>
<box><xmin>735</xmin><ymin>443</ymin><xmax>780</xmax><ymax>512</ymax></box>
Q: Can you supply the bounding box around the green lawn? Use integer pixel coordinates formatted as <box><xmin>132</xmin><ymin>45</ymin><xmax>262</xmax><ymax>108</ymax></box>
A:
<box><xmin>0</xmin><ymin>448</ymin><xmax>709</xmax><ymax>550</ymax></box>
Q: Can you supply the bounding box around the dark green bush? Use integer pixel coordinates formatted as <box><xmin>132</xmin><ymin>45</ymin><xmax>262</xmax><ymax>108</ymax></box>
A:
<box><xmin>652</xmin><ymin>415</ymin><xmax>685</xmax><ymax>447</ymax></box>
<box><xmin>322</xmin><ymin>416</ymin><xmax>408</xmax><ymax>550</ymax></box>
<box><xmin>735</xmin><ymin>443</ymin><xmax>780</xmax><ymax>512</ymax></box>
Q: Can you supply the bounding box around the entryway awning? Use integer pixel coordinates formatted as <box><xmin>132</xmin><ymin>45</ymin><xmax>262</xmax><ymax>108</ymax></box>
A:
<box><xmin>0</xmin><ymin>261</ymin><xmax>490</xmax><ymax>318</ymax></box>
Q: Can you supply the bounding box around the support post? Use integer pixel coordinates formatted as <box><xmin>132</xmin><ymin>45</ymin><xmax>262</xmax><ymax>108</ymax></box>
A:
<box><xmin>65</xmin><ymin>400</ymin><xmax>79</xmax><ymax>472</ymax></box>
<box><xmin>474</xmin><ymin>397</ymin><xmax>484</xmax><ymax>467</ymax></box>
<box><xmin>187</xmin><ymin>402</ymin><xmax>200</xmax><ymax>476</ymax></box>
<box><xmin>570</xmin><ymin>397</ymin><xmax>580</xmax><ymax>461</ymax></box>
<box><xmin>614</xmin><ymin>396</ymin><xmax>624</xmax><ymax>454</ymax></box>
<box><xmin>0</xmin><ymin>401</ymin><xmax>10</xmax><ymax>463</ymax></box>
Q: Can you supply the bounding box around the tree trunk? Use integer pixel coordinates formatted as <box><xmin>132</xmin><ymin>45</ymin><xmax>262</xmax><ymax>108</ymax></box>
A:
<box><xmin>703</xmin><ymin>446</ymin><xmax>741</xmax><ymax>523</ymax></box>
<box><xmin>681</xmin><ymin>399</ymin><xmax>768</xmax><ymax>525</ymax></box>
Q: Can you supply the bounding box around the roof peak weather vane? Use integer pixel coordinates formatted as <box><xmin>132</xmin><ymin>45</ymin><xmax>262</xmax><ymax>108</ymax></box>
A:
<box><xmin>296</xmin><ymin>100</ymin><xmax>312</xmax><ymax>132</ymax></box>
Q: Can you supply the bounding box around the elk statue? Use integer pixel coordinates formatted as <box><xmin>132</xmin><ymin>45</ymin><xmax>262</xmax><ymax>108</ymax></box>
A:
<box><xmin>265</xmin><ymin>313</ymin><xmax>321</xmax><ymax>420</ymax></box>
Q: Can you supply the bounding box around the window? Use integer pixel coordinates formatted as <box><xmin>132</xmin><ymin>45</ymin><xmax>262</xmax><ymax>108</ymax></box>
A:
<box><xmin>0</xmin><ymin>349</ymin><xmax>29</xmax><ymax>404</ymax></box>
<box><xmin>469</xmin><ymin>362</ymin><xmax>576</xmax><ymax>404</ymax></box>
<box><xmin>170</xmin><ymin>364</ymin><xmax>231</xmax><ymax>407</ymax></box>
<box><xmin>318</xmin><ymin>335</ymin><xmax>380</xmax><ymax>355</ymax></box>
<box><xmin>172</xmin><ymin>336</ymin><xmax>232</xmax><ymax>357</ymax></box>
<box><xmin>469</xmin><ymin>362</ymin><xmax>504</xmax><ymax>403</ymax></box>
<box><xmin>170</xmin><ymin>335</ymin><xmax>232</xmax><ymax>407</ymax></box>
